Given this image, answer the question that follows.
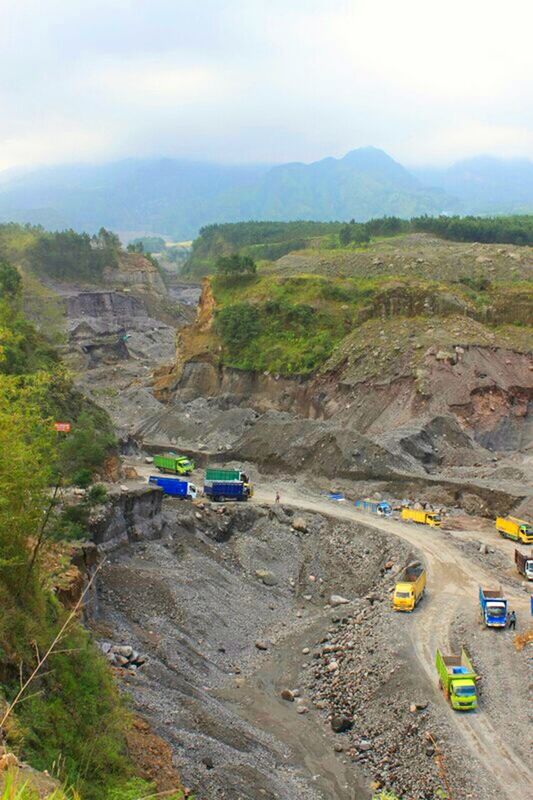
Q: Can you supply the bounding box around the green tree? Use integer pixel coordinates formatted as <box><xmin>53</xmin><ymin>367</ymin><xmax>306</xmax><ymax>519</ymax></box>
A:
<box><xmin>0</xmin><ymin>261</ymin><xmax>22</xmax><ymax>298</ymax></box>
<box><xmin>216</xmin><ymin>252</ymin><xmax>257</xmax><ymax>277</ymax></box>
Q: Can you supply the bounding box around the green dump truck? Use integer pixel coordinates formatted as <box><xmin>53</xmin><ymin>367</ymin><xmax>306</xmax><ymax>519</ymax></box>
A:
<box><xmin>436</xmin><ymin>647</ymin><xmax>477</xmax><ymax>711</ymax></box>
<box><xmin>205</xmin><ymin>468</ymin><xmax>248</xmax><ymax>483</ymax></box>
<box><xmin>153</xmin><ymin>453</ymin><xmax>195</xmax><ymax>476</ymax></box>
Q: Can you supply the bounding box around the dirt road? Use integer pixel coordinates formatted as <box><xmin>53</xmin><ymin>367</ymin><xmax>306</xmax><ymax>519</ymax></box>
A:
<box><xmin>253</xmin><ymin>485</ymin><xmax>532</xmax><ymax>800</ymax></box>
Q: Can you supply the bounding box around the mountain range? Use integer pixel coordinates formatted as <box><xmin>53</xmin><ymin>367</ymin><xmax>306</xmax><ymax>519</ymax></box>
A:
<box><xmin>0</xmin><ymin>147</ymin><xmax>532</xmax><ymax>240</ymax></box>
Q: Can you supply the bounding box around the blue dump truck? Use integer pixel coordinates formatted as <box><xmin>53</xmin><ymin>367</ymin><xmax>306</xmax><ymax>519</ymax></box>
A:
<box><xmin>355</xmin><ymin>498</ymin><xmax>392</xmax><ymax>516</ymax></box>
<box><xmin>479</xmin><ymin>586</ymin><xmax>507</xmax><ymax>627</ymax></box>
<box><xmin>148</xmin><ymin>476</ymin><xmax>197</xmax><ymax>499</ymax></box>
<box><xmin>203</xmin><ymin>481</ymin><xmax>252</xmax><ymax>502</ymax></box>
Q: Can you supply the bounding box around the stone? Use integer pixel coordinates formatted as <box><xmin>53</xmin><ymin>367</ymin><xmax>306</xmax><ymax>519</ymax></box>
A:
<box><xmin>330</xmin><ymin>594</ymin><xmax>349</xmax><ymax>606</ymax></box>
<box><xmin>302</xmin><ymin>647</ymin><xmax>310</xmax><ymax>655</ymax></box>
<box><xmin>330</xmin><ymin>715</ymin><xmax>353</xmax><ymax>733</ymax></box>
<box><xmin>357</xmin><ymin>740</ymin><xmax>372</xmax><ymax>752</ymax></box>
<box><xmin>202</xmin><ymin>756</ymin><xmax>214</xmax><ymax>770</ymax></box>
<box><xmin>334</xmin><ymin>743</ymin><xmax>344</xmax><ymax>752</ymax></box>
<box><xmin>479</xmin><ymin>543</ymin><xmax>489</xmax><ymax>555</ymax></box>
<box><xmin>255</xmin><ymin>640</ymin><xmax>268</xmax><ymax>651</ymax></box>
<box><xmin>281</xmin><ymin>689</ymin><xmax>295</xmax><ymax>702</ymax></box>
<box><xmin>255</xmin><ymin>569</ymin><xmax>278</xmax><ymax>586</ymax></box>
<box><xmin>296</xmin><ymin>705</ymin><xmax>309</xmax><ymax>714</ymax></box>
<box><xmin>112</xmin><ymin>645</ymin><xmax>133</xmax><ymax>658</ymax></box>
<box><xmin>292</xmin><ymin>517</ymin><xmax>308</xmax><ymax>532</ymax></box>
<box><xmin>144</xmin><ymin>456</ymin><xmax>154</xmax><ymax>463</ymax></box>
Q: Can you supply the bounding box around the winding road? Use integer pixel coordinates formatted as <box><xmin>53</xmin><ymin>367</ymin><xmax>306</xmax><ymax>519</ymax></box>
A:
<box><xmin>253</xmin><ymin>485</ymin><xmax>532</xmax><ymax>800</ymax></box>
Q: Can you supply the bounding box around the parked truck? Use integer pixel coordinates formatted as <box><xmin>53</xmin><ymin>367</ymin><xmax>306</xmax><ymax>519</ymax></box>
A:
<box><xmin>495</xmin><ymin>516</ymin><xmax>533</xmax><ymax>544</ymax></box>
<box><xmin>355</xmin><ymin>498</ymin><xmax>392</xmax><ymax>516</ymax></box>
<box><xmin>401</xmin><ymin>508</ymin><xmax>441</xmax><ymax>527</ymax></box>
<box><xmin>148</xmin><ymin>476</ymin><xmax>197</xmax><ymax>499</ymax></box>
<box><xmin>203</xmin><ymin>481</ymin><xmax>253</xmax><ymax>502</ymax></box>
<box><xmin>435</xmin><ymin>648</ymin><xmax>477</xmax><ymax>710</ymax></box>
<box><xmin>515</xmin><ymin>549</ymin><xmax>533</xmax><ymax>581</ymax></box>
<box><xmin>205</xmin><ymin>468</ymin><xmax>249</xmax><ymax>483</ymax></box>
<box><xmin>479</xmin><ymin>586</ymin><xmax>507</xmax><ymax>627</ymax></box>
<box><xmin>393</xmin><ymin>562</ymin><xmax>426</xmax><ymax>611</ymax></box>
<box><xmin>153</xmin><ymin>453</ymin><xmax>195</xmax><ymax>476</ymax></box>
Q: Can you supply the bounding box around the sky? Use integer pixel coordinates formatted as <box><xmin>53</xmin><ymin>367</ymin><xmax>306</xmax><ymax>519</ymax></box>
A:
<box><xmin>1</xmin><ymin>0</ymin><xmax>532</xmax><ymax>171</ymax></box>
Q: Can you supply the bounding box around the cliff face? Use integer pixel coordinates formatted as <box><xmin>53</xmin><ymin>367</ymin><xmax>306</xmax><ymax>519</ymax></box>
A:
<box><xmin>104</xmin><ymin>252</ymin><xmax>167</xmax><ymax>294</ymax></box>
<box><xmin>89</xmin><ymin>487</ymin><xmax>165</xmax><ymax>550</ymax></box>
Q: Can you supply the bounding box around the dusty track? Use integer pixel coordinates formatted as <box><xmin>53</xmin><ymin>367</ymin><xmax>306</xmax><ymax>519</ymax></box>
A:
<box><xmin>253</xmin><ymin>486</ymin><xmax>532</xmax><ymax>800</ymax></box>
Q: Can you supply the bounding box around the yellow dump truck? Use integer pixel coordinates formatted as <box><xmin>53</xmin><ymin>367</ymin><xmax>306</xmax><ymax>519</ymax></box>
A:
<box><xmin>401</xmin><ymin>508</ymin><xmax>441</xmax><ymax>527</ymax></box>
<box><xmin>495</xmin><ymin>516</ymin><xmax>533</xmax><ymax>545</ymax></box>
<box><xmin>393</xmin><ymin>561</ymin><xmax>426</xmax><ymax>611</ymax></box>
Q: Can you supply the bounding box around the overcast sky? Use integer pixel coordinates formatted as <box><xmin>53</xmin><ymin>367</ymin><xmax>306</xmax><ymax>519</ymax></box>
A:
<box><xmin>1</xmin><ymin>0</ymin><xmax>532</xmax><ymax>171</ymax></box>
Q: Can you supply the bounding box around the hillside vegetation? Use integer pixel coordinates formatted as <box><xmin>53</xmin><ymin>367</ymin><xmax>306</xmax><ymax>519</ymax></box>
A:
<box><xmin>184</xmin><ymin>214</ymin><xmax>533</xmax><ymax>276</ymax></box>
<box><xmin>179</xmin><ymin>221</ymin><xmax>533</xmax><ymax>378</ymax></box>
<box><xmin>0</xmin><ymin>263</ymin><xmax>184</xmax><ymax>799</ymax></box>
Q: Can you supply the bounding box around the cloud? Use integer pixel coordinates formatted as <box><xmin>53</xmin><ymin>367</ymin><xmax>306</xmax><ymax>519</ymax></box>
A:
<box><xmin>0</xmin><ymin>0</ymin><xmax>532</xmax><ymax>169</ymax></box>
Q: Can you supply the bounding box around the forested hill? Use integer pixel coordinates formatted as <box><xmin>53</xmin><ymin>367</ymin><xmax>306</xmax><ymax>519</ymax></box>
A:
<box><xmin>2</xmin><ymin>147</ymin><xmax>533</xmax><ymax>240</ymax></box>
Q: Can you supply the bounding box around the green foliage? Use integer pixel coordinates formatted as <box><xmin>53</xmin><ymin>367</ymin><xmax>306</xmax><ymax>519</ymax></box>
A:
<box><xmin>216</xmin><ymin>303</ymin><xmax>262</xmax><ymax>350</ymax></box>
<box><xmin>411</xmin><ymin>214</ymin><xmax>533</xmax><ymax>245</ymax></box>
<box><xmin>57</xmin><ymin>409</ymin><xmax>116</xmax><ymax>480</ymax></box>
<box><xmin>216</xmin><ymin>253</ymin><xmax>257</xmax><ymax>277</ymax></box>
<box><xmin>185</xmin><ymin>220</ymin><xmax>342</xmax><ymax>275</ymax></box>
<box><xmin>339</xmin><ymin>221</ymin><xmax>370</xmax><ymax>246</ymax></box>
<box><xmin>0</xmin><ymin>771</ymin><xmax>76</xmax><ymax>800</ymax></box>
<box><xmin>458</xmin><ymin>275</ymin><xmax>491</xmax><ymax>292</ymax></box>
<box><xmin>28</xmin><ymin>228</ymin><xmax>120</xmax><ymax>283</ymax></box>
<box><xmin>0</xmin><ymin>261</ymin><xmax>22</xmax><ymax>298</ymax></box>
<box><xmin>0</xmin><ymin>282</ymin><xmax>157</xmax><ymax>800</ymax></box>
<box><xmin>86</xmin><ymin>484</ymin><xmax>107</xmax><ymax>505</ymax></box>
<box><xmin>72</xmin><ymin>469</ymin><xmax>93</xmax><ymax>489</ymax></box>
<box><xmin>16</xmin><ymin>624</ymin><xmax>132</xmax><ymax>800</ymax></box>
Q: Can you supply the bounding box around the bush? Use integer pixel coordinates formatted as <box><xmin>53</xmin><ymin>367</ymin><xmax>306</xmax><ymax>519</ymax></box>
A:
<box><xmin>87</xmin><ymin>484</ymin><xmax>107</xmax><ymax>505</ymax></box>
<box><xmin>58</xmin><ymin>409</ymin><xmax>116</xmax><ymax>480</ymax></box>
<box><xmin>458</xmin><ymin>276</ymin><xmax>491</xmax><ymax>292</ymax></box>
<box><xmin>72</xmin><ymin>469</ymin><xmax>92</xmax><ymax>489</ymax></box>
<box><xmin>216</xmin><ymin>253</ymin><xmax>257</xmax><ymax>278</ymax></box>
<box><xmin>216</xmin><ymin>303</ymin><xmax>262</xmax><ymax>350</ymax></box>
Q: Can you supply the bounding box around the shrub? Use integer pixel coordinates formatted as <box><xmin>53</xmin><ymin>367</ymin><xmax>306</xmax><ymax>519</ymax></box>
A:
<box><xmin>72</xmin><ymin>469</ymin><xmax>92</xmax><ymax>489</ymax></box>
<box><xmin>87</xmin><ymin>484</ymin><xmax>107</xmax><ymax>505</ymax></box>
<box><xmin>216</xmin><ymin>303</ymin><xmax>262</xmax><ymax>350</ymax></box>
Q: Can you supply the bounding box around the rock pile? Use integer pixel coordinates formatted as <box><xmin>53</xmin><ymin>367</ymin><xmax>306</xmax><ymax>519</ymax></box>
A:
<box><xmin>100</xmin><ymin>642</ymin><xmax>146</xmax><ymax>674</ymax></box>
<box><xmin>302</xmin><ymin>589</ymin><xmax>451</xmax><ymax>799</ymax></box>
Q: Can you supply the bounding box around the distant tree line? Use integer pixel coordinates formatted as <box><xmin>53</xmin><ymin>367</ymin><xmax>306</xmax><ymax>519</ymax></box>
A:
<box><xmin>0</xmin><ymin>223</ymin><xmax>123</xmax><ymax>282</ymax></box>
<box><xmin>410</xmin><ymin>214</ymin><xmax>533</xmax><ymax>245</ymax></box>
<box><xmin>341</xmin><ymin>214</ymin><xmax>533</xmax><ymax>246</ymax></box>
<box><xmin>30</xmin><ymin>227</ymin><xmax>121</xmax><ymax>281</ymax></box>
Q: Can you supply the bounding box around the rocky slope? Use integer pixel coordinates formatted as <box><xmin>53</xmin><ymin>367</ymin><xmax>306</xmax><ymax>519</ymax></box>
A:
<box><xmin>139</xmin><ymin>237</ymin><xmax>532</xmax><ymax>514</ymax></box>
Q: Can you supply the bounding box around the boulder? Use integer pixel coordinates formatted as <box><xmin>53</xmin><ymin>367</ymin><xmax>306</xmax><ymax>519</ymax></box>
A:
<box><xmin>281</xmin><ymin>689</ymin><xmax>295</xmax><ymax>702</ymax></box>
<box><xmin>292</xmin><ymin>517</ymin><xmax>308</xmax><ymax>532</ymax></box>
<box><xmin>330</xmin><ymin>715</ymin><xmax>353</xmax><ymax>733</ymax></box>
<box><xmin>330</xmin><ymin>594</ymin><xmax>349</xmax><ymax>606</ymax></box>
<box><xmin>255</xmin><ymin>569</ymin><xmax>278</xmax><ymax>586</ymax></box>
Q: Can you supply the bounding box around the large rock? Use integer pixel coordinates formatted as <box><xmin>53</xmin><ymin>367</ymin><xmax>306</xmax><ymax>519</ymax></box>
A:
<box><xmin>330</xmin><ymin>594</ymin><xmax>350</xmax><ymax>606</ymax></box>
<box><xmin>292</xmin><ymin>517</ymin><xmax>308</xmax><ymax>532</ymax></box>
<box><xmin>330</xmin><ymin>715</ymin><xmax>353</xmax><ymax>733</ymax></box>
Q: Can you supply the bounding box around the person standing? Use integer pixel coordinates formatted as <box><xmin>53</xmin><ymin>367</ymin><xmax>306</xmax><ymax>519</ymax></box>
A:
<box><xmin>508</xmin><ymin>610</ymin><xmax>516</xmax><ymax>630</ymax></box>
<box><xmin>275</xmin><ymin>491</ymin><xmax>280</xmax><ymax>504</ymax></box>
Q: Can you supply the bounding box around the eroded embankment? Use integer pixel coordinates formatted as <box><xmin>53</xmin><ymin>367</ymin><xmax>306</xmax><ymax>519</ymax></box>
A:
<box><xmin>87</xmin><ymin>494</ymin><xmax>505</xmax><ymax>800</ymax></box>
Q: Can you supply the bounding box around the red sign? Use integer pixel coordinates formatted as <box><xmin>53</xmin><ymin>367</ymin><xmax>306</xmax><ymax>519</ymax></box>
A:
<box><xmin>54</xmin><ymin>422</ymin><xmax>71</xmax><ymax>433</ymax></box>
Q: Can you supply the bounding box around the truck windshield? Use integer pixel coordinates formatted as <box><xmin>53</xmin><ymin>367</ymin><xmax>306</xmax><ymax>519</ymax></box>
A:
<box><xmin>521</xmin><ymin>526</ymin><xmax>533</xmax><ymax>535</ymax></box>
<box><xmin>487</xmin><ymin>605</ymin><xmax>506</xmax><ymax>617</ymax></box>
<box><xmin>455</xmin><ymin>685</ymin><xmax>475</xmax><ymax>696</ymax></box>
<box><xmin>395</xmin><ymin>591</ymin><xmax>411</xmax><ymax>598</ymax></box>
